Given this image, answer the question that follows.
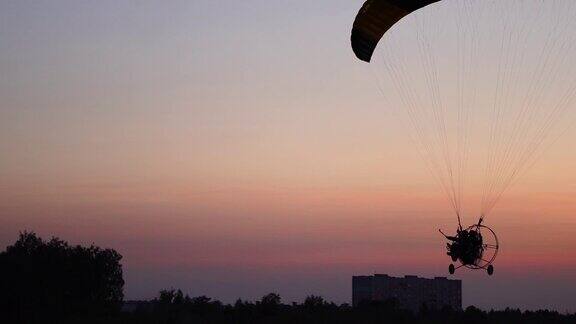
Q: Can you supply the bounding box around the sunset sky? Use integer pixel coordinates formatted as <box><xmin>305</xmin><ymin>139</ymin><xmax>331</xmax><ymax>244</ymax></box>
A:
<box><xmin>2</xmin><ymin>0</ymin><xmax>576</xmax><ymax>312</ymax></box>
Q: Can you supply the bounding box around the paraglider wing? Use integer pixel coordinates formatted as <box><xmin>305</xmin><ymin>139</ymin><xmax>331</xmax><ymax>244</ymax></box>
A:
<box><xmin>351</xmin><ymin>0</ymin><xmax>441</xmax><ymax>62</ymax></box>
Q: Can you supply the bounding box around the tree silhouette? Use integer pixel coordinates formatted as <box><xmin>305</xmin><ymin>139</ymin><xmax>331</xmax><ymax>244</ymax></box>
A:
<box><xmin>119</xmin><ymin>289</ymin><xmax>576</xmax><ymax>324</ymax></box>
<box><xmin>304</xmin><ymin>295</ymin><xmax>329</xmax><ymax>310</ymax></box>
<box><xmin>258</xmin><ymin>292</ymin><xmax>282</xmax><ymax>315</ymax></box>
<box><xmin>0</xmin><ymin>231</ymin><xmax>124</xmax><ymax>322</ymax></box>
<box><xmin>3</xmin><ymin>233</ymin><xmax>576</xmax><ymax>323</ymax></box>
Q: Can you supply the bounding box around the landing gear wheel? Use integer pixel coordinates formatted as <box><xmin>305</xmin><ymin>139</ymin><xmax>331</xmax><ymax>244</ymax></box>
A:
<box><xmin>449</xmin><ymin>264</ymin><xmax>455</xmax><ymax>274</ymax></box>
<box><xmin>487</xmin><ymin>264</ymin><xmax>494</xmax><ymax>276</ymax></box>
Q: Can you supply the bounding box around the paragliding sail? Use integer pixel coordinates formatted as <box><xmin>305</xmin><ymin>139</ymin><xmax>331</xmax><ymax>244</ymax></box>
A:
<box><xmin>350</xmin><ymin>1</ymin><xmax>576</xmax><ymax>225</ymax></box>
<box><xmin>351</xmin><ymin>0</ymin><xmax>440</xmax><ymax>62</ymax></box>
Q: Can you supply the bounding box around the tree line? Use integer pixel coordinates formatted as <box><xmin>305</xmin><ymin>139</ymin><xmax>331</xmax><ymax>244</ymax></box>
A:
<box><xmin>1</xmin><ymin>232</ymin><xmax>575</xmax><ymax>323</ymax></box>
<box><xmin>121</xmin><ymin>290</ymin><xmax>576</xmax><ymax>324</ymax></box>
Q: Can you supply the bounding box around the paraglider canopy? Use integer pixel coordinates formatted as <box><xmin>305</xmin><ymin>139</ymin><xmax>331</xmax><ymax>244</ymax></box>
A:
<box><xmin>351</xmin><ymin>0</ymin><xmax>440</xmax><ymax>62</ymax></box>
<box><xmin>349</xmin><ymin>0</ymin><xmax>576</xmax><ymax>274</ymax></box>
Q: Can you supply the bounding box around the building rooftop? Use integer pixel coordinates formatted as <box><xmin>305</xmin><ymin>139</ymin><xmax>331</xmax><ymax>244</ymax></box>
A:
<box><xmin>352</xmin><ymin>273</ymin><xmax>462</xmax><ymax>311</ymax></box>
